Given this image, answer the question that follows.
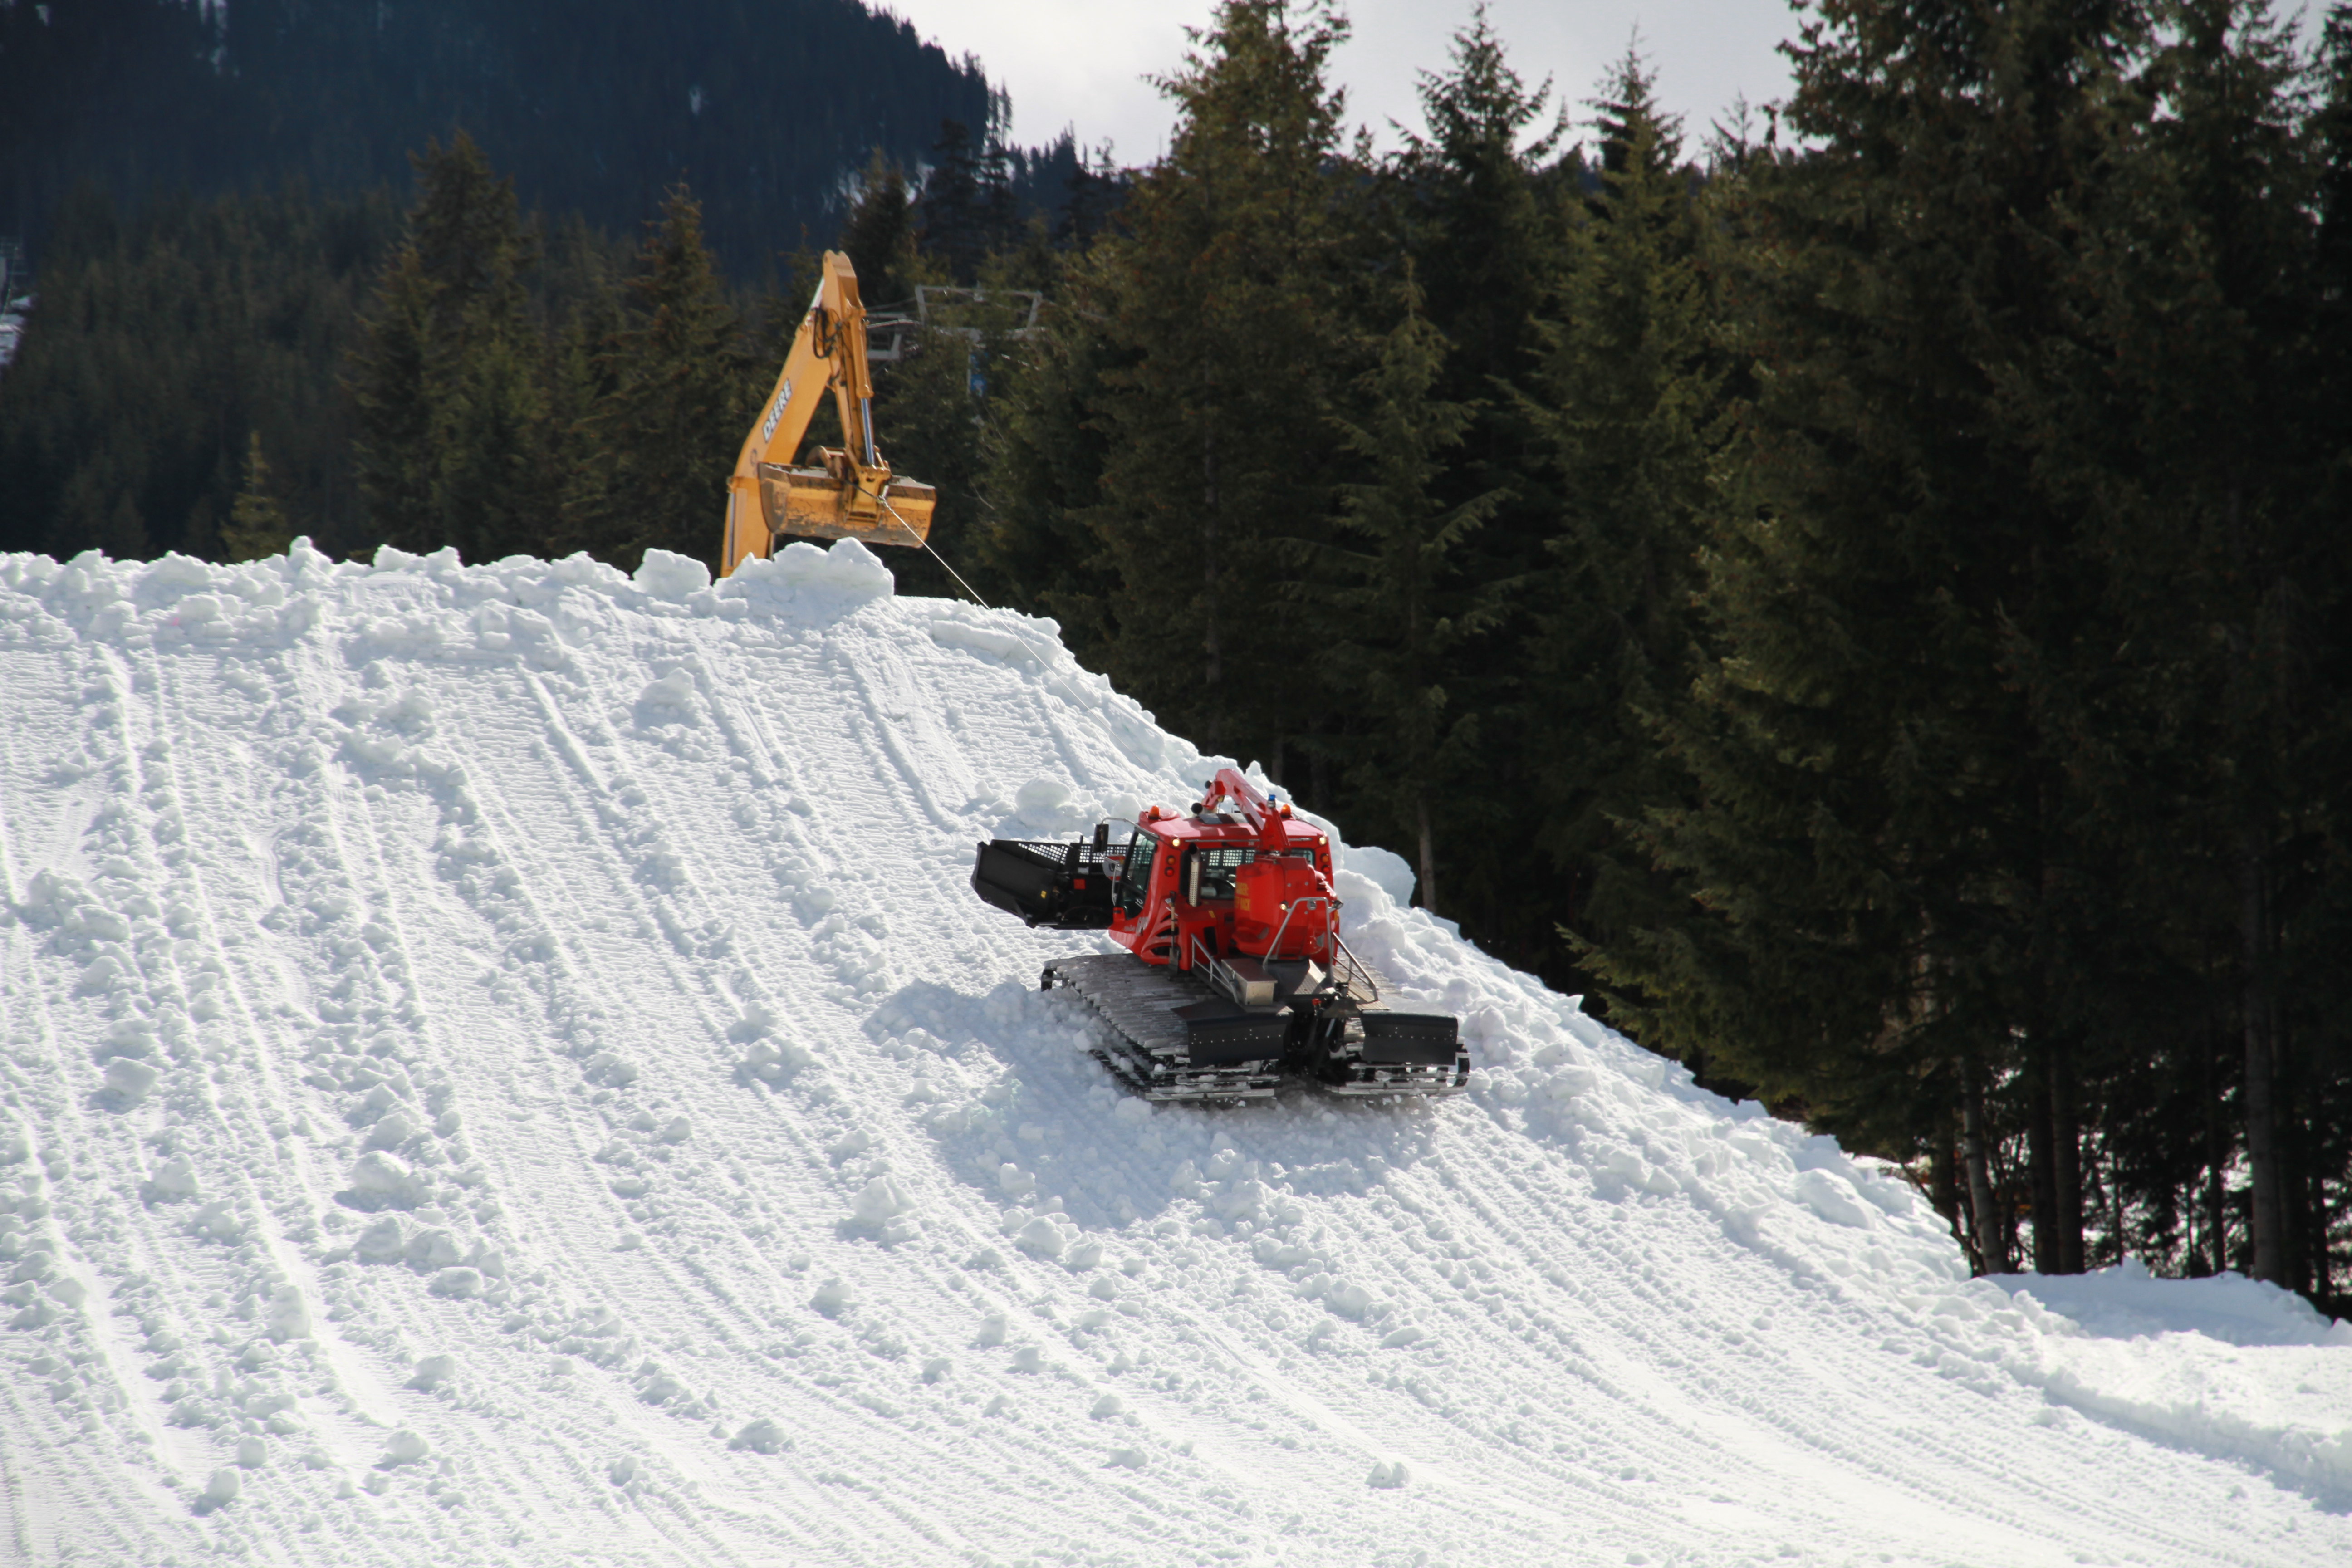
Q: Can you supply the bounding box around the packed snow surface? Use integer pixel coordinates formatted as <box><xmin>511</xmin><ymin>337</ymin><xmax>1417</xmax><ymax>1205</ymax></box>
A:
<box><xmin>2</xmin><ymin>538</ymin><xmax>2348</xmax><ymax>1566</ymax></box>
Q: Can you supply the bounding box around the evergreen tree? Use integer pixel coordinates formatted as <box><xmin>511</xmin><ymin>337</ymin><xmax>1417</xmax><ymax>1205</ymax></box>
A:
<box><xmin>1586</xmin><ymin>0</ymin><xmax>2148</xmax><ymax>1242</ymax></box>
<box><xmin>1525</xmin><ymin>51</ymin><xmax>1719</xmax><ymax>989</ymax></box>
<box><xmin>1369</xmin><ymin>7</ymin><xmax>1568</xmax><ymax>941</ymax></box>
<box><xmin>974</xmin><ymin>264</ymin><xmax>1126</xmax><ymax>648</ymax></box>
<box><xmin>2044</xmin><ymin>0</ymin><xmax>2332</xmax><ymax>1287</ymax></box>
<box><xmin>348</xmin><ymin>133</ymin><xmax>548</xmax><ymax>562</ymax></box>
<box><xmin>561</xmin><ymin>185</ymin><xmax>752</xmax><ymax>573</ymax></box>
<box><xmin>1080</xmin><ymin>0</ymin><xmax>1359</xmax><ymax>768</ymax></box>
<box><xmin>865</xmin><ymin>260</ymin><xmax>1039</xmax><ymax>601</ymax></box>
<box><xmin>1391</xmin><ymin>5</ymin><xmax>1562</xmax><ymax>426</ymax></box>
<box><xmin>0</xmin><ymin>182</ymin><xmax>396</xmax><ymax>563</ymax></box>
<box><xmin>224</xmin><ymin>431</ymin><xmax>294</xmax><ymax>562</ymax></box>
<box><xmin>916</xmin><ymin>119</ymin><xmax>1018</xmax><ymax>285</ymax></box>
<box><xmin>1305</xmin><ymin>273</ymin><xmax>1507</xmax><ymax>912</ymax></box>
<box><xmin>838</xmin><ymin>149</ymin><xmax>916</xmax><ymax>305</ymax></box>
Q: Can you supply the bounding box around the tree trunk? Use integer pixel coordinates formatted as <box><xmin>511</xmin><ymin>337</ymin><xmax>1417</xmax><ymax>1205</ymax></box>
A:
<box><xmin>2315</xmin><ymin>1171</ymin><xmax>2337</xmax><ymax>1317</ymax></box>
<box><xmin>1953</xmin><ymin>1134</ymin><xmax>1984</xmax><ymax>1275</ymax></box>
<box><xmin>1960</xmin><ymin>1059</ymin><xmax>2008</xmax><ymax>1274</ymax></box>
<box><xmin>1931</xmin><ymin>1128</ymin><xmax>1965</xmax><ymax>1255</ymax></box>
<box><xmin>2028</xmin><ymin>1056</ymin><xmax>2058</xmax><ymax>1274</ymax></box>
<box><xmin>2204</xmin><ymin>1019</ymin><xmax>2230</xmax><ymax>1274</ymax></box>
<box><xmin>2240</xmin><ymin>827</ymin><xmax>2287</xmax><ymax>1285</ymax></box>
<box><xmin>2052</xmin><ymin>1045</ymin><xmax>2085</xmax><ymax>1274</ymax></box>
<box><xmin>1415</xmin><ymin>792</ymin><xmax>1439</xmax><ymax>918</ymax></box>
<box><xmin>2281</xmin><ymin>1022</ymin><xmax>2306</xmax><ymax>1294</ymax></box>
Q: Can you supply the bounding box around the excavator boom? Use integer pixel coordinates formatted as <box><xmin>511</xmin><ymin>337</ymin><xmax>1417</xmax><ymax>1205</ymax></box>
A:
<box><xmin>721</xmin><ymin>250</ymin><xmax>936</xmax><ymax>576</ymax></box>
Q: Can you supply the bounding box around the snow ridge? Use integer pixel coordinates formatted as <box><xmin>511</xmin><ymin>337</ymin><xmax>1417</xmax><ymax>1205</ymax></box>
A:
<box><xmin>0</xmin><ymin>539</ymin><xmax>2346</xmax><ymax>1565</ymax></box>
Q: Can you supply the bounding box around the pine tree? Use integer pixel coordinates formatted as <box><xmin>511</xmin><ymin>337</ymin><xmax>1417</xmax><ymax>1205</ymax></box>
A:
<box><xmin>561</xmin><ymin>185</ymin><xmax>751</xmax><ymax>573</ymax></box>
<box><xmin>1524</xmin><ymin>50</ymin><xmax>1719</xmax><ymax>986</ymax></box>
<box><xmin>2042</xmin><ymin>0</ymin><xmax>2329</xmax><ymax>1287</ymax></box>
<box><xmin>1081</xmin><ymin>0</ymin><xmax>1358</xmax><ymax>768</ymax></box>
<box><xmin>348</xmin><ymin>132</ymin><xmax>548</xmax><ymax>563</ymax></box>
<box><xmin>974</xmin><ymin>261</ymin><xmax>1125</xmax><ymax>648</ymax></box>
<box><xmin>865</xmin><ymin>257</ymin><xmax>1038</xmax><ymax>601</ymax></box>
<box><xmin>1369</xmin><ymin>7</ymin><xmax>1567</xmax><ymax>946</ymax></box>
<box><xmin>223</xmin><ymin>431</ymin><xmax>295</xmax><ymax>561</ymax></box>
<box><xmin>1588</xmin><ymin>0</ymin><xmax>2149</xmax><ymax>1220</ymax></box>
<box><xmin>1392</xmin><ymin>5</ymin><xmax>1562</xmax><ymax>424</ymax></box>
<box><xmin>916</xmin><ymin>119</ymin><xmax>1018</xmax><ymax>285</ymax></box>
<box><xmin>1305</xmin><ymin>273</ymin><xmax>1507</xmax><ymax>912</ymax></box>
<box><xmin>839</xmin><ymin>149</ymin><xmax>916</xmax><ymax>306</ymax></box>
<box><xmin>0</xmin><ymin>182</ymin><xmax>396</xmax><ymax>564</ymax></box>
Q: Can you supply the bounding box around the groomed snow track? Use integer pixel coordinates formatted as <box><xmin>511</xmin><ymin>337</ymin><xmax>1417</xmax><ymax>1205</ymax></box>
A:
<box><xmin>0</xmin><ymin>538</ymin><xmax>2347</xmax><ymax>1567</ymax></box>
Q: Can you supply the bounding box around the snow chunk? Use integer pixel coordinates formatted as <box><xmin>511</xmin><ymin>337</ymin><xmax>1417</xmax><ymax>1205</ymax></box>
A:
<box><xmin>633</xmin><ymin>549</ymin><xmax>710</xmax><ymax>602</ymax></box>
<box><xmin>202</xmin><ymin>1467</ymin><xmax>242</xmax><ymax>1505</ymax></box>
<box><xmin>850</xmin><ymin>1176</ymin><xmax>913</xmax><ymax>1225</ymax></box>
<box><xmin>430</xmin><ymin>1267</ymin><xmax>483</xmax><ymax>1298</ymax></box>
<box><xmin>583</xmin><ymin>1051</ymin><xmax>640</xmax><ymax>1087</ymax></box>
<box><xmin>102</xmin><ymin>1058</ymin><xmax>157</xmax><ymax>1101</ymax></box>
<box><xmin>1794</xmin><ymin>1169</ymin><xmax>1876</xmax><ymax>1230</ymax></box>
<box><xmin>348</xmin><ymin>1150</ymin><xmax>418</xmax><ymax>1206</ymax></box>
<box><xmin>1014</xmin><ymin>1215</ymin><xmax>1068</xmax><ymax>1259</ymax></box>
<box><xmin>1340</xmin><ymin>843</ymin><xmax>1416</xmax><ymax>908</ymax></box>
<box><xmin>266</xmin><ymin>1285</ymin><xmax>311</xmax><ymax>1341</ymax></box>
<box><xmin>354</xmin><ymin>1217</ymin><xmax>407</xmax><ymax>1263</ymax></box>
<box><xmin>150</xmin><ymin>1156</ymin><xmax>199</xmax><ymax>1198</ymax></box>
<box><xmin>378</xmin><ymin>1429</ymin><xmax>431</xmax><ymax>1467</ymax></box>
<box><xmin>403</xmin><ymin>1228</ymin><xmax>464</xmax><ymax>1269</ymax></box>
<box><xmin>1014</xmin><ymin>778</ymin><xmax>1070</xmax><ymax>828</ymax></box>
<box><xmin>636</xmin><ymin>670</ymin><xmax>701</xmax><ymax>722</ymax></box>
<box><xmin>731</xmin><ymin>1417</ymin><xmax>788</xmax><ymax>1454</ymax></box>
<box><xmin>730</xmin><ymin>538</ymin><xmax>893</xmax><ymax>600</ymax></box>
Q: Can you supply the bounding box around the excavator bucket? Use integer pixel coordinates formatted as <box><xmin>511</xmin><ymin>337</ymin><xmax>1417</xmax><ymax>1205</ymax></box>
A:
<box><xmin>758</xmin><ymin>455</ymin><xmax>936</xmax><ymax>548</ymax></box>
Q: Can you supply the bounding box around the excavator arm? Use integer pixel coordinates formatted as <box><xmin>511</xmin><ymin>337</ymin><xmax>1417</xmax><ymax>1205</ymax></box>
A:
<box><xmin>720</xmin><ymin>250</ymin><xmax>936</xmax><ymax>576</ymax></box>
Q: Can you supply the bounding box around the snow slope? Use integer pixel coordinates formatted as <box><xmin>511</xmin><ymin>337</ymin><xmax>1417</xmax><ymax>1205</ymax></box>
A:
<box><xmin>1</xmin><ymin>538</ymin><xmax>2348</xmax><ymax>1568</ymax></box>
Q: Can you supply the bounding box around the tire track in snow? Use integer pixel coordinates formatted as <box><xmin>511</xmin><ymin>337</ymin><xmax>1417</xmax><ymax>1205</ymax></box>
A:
<box><xmin>265</xmin><ymin>636</ymin><xmax>753</xmax><ymax>1561</ymax></box>
<box><xmin>427</xmin><ymin>642</ymin><xmax>1033</xmax><ymax>1564</ymax></box>
<box><xmin>298</xmin><ymin>652</ymin><xmax>777</xmax><ymax>1567</ymax></box>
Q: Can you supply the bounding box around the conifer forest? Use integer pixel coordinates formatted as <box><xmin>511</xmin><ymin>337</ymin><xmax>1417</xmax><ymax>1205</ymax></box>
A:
<box><xmin>6</xmin><ymin>0</ymin><xmax>2352</xmax><ymax>1313</ymax></box>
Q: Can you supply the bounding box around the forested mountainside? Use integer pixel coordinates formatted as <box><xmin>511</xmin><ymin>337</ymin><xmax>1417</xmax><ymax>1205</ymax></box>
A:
<box><xmin>0</xmin><ymin>0</ymin><xmax>999</xmax><ymax>275</ymax></box>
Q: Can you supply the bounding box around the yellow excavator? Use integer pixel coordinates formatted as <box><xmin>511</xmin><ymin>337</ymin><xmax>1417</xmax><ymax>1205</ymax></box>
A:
<box><xmin>720</xmin><ymin>251</ymin><xmax>936</xmax><ymax>576</ymax></box>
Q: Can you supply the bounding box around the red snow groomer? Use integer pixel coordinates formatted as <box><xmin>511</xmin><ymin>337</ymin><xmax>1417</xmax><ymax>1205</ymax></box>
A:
<box><xmin>971</xmin><ymin>768</ymin><xmax>1466</xmax><ymax>1102</ymax></box>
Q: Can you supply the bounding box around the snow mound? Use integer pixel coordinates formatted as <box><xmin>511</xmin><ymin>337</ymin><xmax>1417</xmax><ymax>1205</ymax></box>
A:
<box><xmin>0</xmin><ymin>539</ymin><xmax>2347</xmax><ymax>1564</ymax></box>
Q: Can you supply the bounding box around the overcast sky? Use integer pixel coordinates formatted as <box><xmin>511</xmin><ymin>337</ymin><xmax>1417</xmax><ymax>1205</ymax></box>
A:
<box><xmin>888</xmin><ymin>0</ymin><xmax>2328</xmax><ymax>166</ymax></box>
<box><xmin>887</xmin><ymin>0</ymin><xmax>1804</xmax><ymax>162</ymax></box>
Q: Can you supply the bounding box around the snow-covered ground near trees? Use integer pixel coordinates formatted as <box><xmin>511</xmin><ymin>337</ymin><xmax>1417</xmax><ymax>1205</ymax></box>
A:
<box><xmin>1</xmin><ymin>536</ymin><xmax>2348</xmax><ymax>1568</ymax></box>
